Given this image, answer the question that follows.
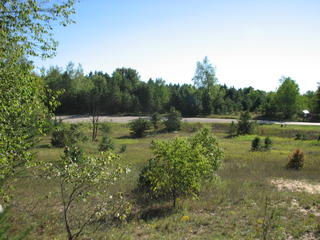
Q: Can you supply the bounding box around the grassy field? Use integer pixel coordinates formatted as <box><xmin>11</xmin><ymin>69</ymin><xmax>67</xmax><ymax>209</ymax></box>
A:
<box><xmin>7</xmin><ymin>122</ymin><xmax>320</xmax><ymax>239</ymax></box>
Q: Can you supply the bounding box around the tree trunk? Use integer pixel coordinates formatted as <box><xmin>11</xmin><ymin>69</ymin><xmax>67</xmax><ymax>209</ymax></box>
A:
<box><xmin>92</xmin><ymin>114</ymin><xmax>99</xmax><ymax>141</ymax></box>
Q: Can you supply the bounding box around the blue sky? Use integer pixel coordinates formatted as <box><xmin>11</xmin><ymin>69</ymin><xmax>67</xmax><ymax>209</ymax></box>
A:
<box><xmin>34</xmin><ymin>0</ymin><xmax>320</xmax><ymax>93</ymax></box>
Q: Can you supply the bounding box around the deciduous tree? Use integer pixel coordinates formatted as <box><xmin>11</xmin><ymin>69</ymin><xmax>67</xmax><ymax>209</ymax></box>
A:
<box><xmin>43</xmin><ymin>146</ymin><xmax>130</xmax><ymax>240</ymax></box>
<box><xmin>0</xmin><ymin>0</ymin><xmax>76</xmax><ymax>199</ymax></box>
<box><xmin>138</xmin><ymin>128</ymin><xmax>223</xmax><ymax>207</ymax></box>
<box><xmin>274</xmin><ymin>77</ymin><xmax>301</xmax><ymax>119</ymax></box>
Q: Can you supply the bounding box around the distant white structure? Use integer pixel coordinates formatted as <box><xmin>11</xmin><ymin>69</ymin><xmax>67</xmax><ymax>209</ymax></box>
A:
<box><xmin>302</xmin><ymin>110</ymin><xmax>310</xmax><ymax>115</ymax></box>
<box><xmin>302</xmin><ymin>110</ymin><xmax>310</xmax><ymax>119</ymax></box>
<box><xmin>0</xmin><ymin>204</ymin><xmax>3</xmax><ymax>214</ymax></box>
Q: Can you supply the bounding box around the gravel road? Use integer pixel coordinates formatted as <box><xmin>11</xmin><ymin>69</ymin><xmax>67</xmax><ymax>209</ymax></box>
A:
<box><xmin>56</xmin><ymin>115</ymin><xmax>320</xmax><ymax>126</ymax></box>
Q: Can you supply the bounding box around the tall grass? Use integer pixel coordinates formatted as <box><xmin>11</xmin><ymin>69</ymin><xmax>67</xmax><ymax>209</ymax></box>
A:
<box><xmin>8</xmin><ymin>122</ymin><xmax>320</xmax><ymax>239</ymax></box>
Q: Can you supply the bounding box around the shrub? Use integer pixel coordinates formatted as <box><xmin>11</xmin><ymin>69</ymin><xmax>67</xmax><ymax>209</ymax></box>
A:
<box><xmin>295</xmin><ymin>132</ymin><xmax>305</xmax><ymax>140</ymax></box>
<box><xmin>99</xmin><ymin>122</ymin><xmax>112</xmax><ymax>134</ymax></box>
<box><xmin>228</xmin><ymin>121</ymin><xmax>237</xmax><ymax>137</ymax></box>
<box><xmin>138</xmin><ymin>128</ymin><xmax>223</xmax><ymax>207</ymax></box>
<box><xmin>251</xmin><ymin>136</ymin><xmax>273</xmax><ymax>151</ymax></box>
<box><xmin>251</xmin><ymin>137</ymin><xmax>262</xmax><ymax>151</ymax></box>
<box><xmin>51</xmin><ymin>127</ymin><xmax>68</xmax><ymax>147</ymax></box>
<box><xmin>151</xmin><ymin>112</ymin><xmax>161</xmax><ymax>130</ymax></box>
<box><xmin>287</xmin><ymin>149</ymin><xmax>304</xmax><ymax>170</ymax></box>
<box><xmin>237</xmin><ymin>111</ymin><xmax>255</xmax><ymax>135</ymax></box>
<box><xmin>182</xmin><ymin>122</ymin><xmax>203</xmax><ymax>133</ymax></box>
<box><xmin>119</xmin><ymin>144</ymin><xmax>127</xmax><ymax>153</ymax></box>
<box><xmin>51</xmin><ymin>123</ymin><xmax>87</xmax><ymax>147</ymax></box>
<box><xmin>129</xmin><ymin>118</ymin><xmax>151</xmax><ymax>138</ymax></box>
<box><xmin>164</xmin><ymin>107</ymin><xmax>182</xmax><ymax>132</ymax></box>
<box><xmin>98</xmin><ymin>135</ymin><xmax>114</xmax><ymax>152</ymax></box>
<box><xmin>264</xmin><ymin>137</ymin><xmax>273</xmax><ymax>150</ymax></box>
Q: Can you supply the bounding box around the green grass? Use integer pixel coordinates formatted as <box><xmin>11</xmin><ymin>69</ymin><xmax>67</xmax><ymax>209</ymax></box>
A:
<box><xmin>7</xmin><ymin>122</ymin><xmax>320</xmax><ymax>239</ymax></box>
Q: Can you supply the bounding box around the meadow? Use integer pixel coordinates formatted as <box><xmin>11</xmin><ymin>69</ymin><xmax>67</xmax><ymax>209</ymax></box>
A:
<box><xmin>9</xmin><ymin>122</ymin><xmax>320</xmax><ymax>240</ymax></box>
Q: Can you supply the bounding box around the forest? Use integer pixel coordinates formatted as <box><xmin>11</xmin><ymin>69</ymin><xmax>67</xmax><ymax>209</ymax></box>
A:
<box><xmin>41</xmin><ymin>61</ymin><xmax>320</xmax><ymax>120</ymax></box>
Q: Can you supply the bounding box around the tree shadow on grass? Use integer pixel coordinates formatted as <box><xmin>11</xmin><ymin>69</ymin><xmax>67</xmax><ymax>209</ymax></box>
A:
<box><xmin>139</xmin><ymin>205</ymin><xmax>176</xmax><ymax>221</ymax></box>
<box><xmin>35</xmin><ymin>143</ymin><xmax>52</xmax><ymax>149</ymax></box>
<box><xmin>117</xmin><ymin>135</ymin><xmax>132</xmax><ymax>139</ymax></box>
<box><xmin>132</xmin><ymin>188</ymin><xmax>177</xmax><ymax>221</ymax></box>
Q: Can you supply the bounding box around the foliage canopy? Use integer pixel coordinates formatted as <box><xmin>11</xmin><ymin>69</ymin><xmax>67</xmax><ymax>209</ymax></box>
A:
<box><xmin>138</xmin><ymin>128</ymin><xmax>223</xmax><ymax>207</ymax></box>
<box><xmin>0</xmin><ymin>0</ymin><xmax>76</xmax><ymax>198</ymax></box>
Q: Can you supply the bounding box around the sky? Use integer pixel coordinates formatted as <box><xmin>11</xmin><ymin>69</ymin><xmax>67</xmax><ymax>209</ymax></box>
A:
<box><xmin>34</xmin><ymin>0</ymin><xmax>320</xmax><ymax>93</ymax></box>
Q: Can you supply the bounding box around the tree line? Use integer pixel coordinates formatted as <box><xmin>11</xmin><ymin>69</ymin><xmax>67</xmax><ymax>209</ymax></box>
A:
<box><xmin>42</xmin><ymin>60</ymin><xmax>320</xmax><ymax>120</ymax></box>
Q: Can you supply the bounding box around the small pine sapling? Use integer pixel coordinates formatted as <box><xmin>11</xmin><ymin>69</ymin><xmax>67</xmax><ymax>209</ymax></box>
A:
<box><xmin>119</xmin><ymin>144</ymin><xmax>127</xmax><ymax>153</ymax></box>
<box><xmin>151</xmin><ymin>112</ymin><xmax>161</xmax><ymax>130</ymax></box>
<box><xmin>287</xmin><ymin>149</ymin><xmax>304</xmax><ymax>170</ymax></box>
<box><xmin>264</xmin><ymin>137</ymin><xmax>272</xmax><ymax>150</ymax></box>
<box><xmin>99</xmin><ymin>135</ymin><xmax>115</xmax><ymax>152</ymax></box>
<box><xmin>251</xmin><ymin>137</ymin><xmax>262</xmax><ymax>151</ymax></box>
<box><xmin>228</xmin><ymin>121</ymin><xmax>237</xmax><ymax>137</ymax></box>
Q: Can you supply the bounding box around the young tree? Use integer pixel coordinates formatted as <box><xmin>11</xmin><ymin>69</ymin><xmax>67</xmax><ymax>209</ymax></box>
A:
<box><xmin>192</xmin><ymin>57</ymin><xmax>218</xmax><ymax>115</ymax></box>
<box><xmin>251</xmin><ymin>137</ymin><xmax>262</xmax><ymax>151</ymax></box>
<box><xmin>88</xmin><ymin>74</ymin><xmax>107</xmax><ymax>141</ymax></box>
<box><xmin>237</xmin><ymin>111</ymin><xmax>255</xmax><ymax>135</ymax></box>
<box><xmin>312</xmin><ymin>84</ymin><xmax>320</xmax><ymax>119</ymax></box>
<box><xmin>99</xmin><ymin>135</ymin><xmax>115</xmax><ymax>152</ymax></box>
<box><xmin>138</xmin><ymin>128</ymin><xmax>223</xmax><ymax>207</ymax></box>
<box><xmin>192</xmin><ymin>56</ymin><xmax>217</xmax><ymax>89</ymax></box>
<box><xmin>0</xmin><ymin>0</ymin><xmax>76</xmax><ymax>199</ymax></box>
<box><xmin>164</xmin><ymin>107</ymin><xmax>182</xmax><ymax>132</ymax></box>
<box><xmin>287</xmin><ymin>149</ymin><xmax>304</xmax><ymax>170</ymax></box>
<box><xmin>129</xmin><ymin>118</ymin><xmax>151</xmax><ymax>138</ymax></box>
<box><xmin>43</xmin><ymin>146</ymin><xmax>130</xmax><ymax>240</ymax></box>
<box><xmin>151</xmin><ymin>112</ymin><xmax>161</xmax><ymax>130</ymax></box>
<box><xmin>51</xmin><ymin>123</ymin><xmax>87</xmax><ymax>148</ymax></box>
<box><xmin>264</xmin><ymin>137</ymin><xmax>273</xmax><ymax>150</ymax></box>
<box><xmin>228</xmin><ymin>121</ymin><xmax>237</xmax><ymax>137</ymax></box>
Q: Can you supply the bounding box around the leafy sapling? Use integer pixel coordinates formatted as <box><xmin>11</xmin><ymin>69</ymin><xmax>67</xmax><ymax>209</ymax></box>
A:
<box><xmin>43</xmin><ymin>146</ymin><xmax>130</xmax><ymax>240</ymax></box>
<box><xmin>138</xmin><ymin>128</ymin><xmax>223</xmax><ymax>208</ymax></box>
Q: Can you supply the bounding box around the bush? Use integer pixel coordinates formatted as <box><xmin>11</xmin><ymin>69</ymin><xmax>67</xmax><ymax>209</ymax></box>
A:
<box><xmin>295</xmin><ymin>132</ymin><xmax>305</xmax><ymax>140</ymax></box>
<box><xmin>228</xmin><ymin>121</ymin><xmax>237</xmax><ymax>137</ymax></box>
<box><xmin>99</xmin><ymin>135</ymin><xmax>114</xmax><ymax>152</ymax></box>
<box><xmin>237</xmin><ymin>111</ymin><xmax>255</xmax><ymax>135</ymax></box>
<box><xmin>251</xmin><ymin>136</ymin><xmax>273</xmax><ymax>151</ymax></box>
<box><xmin>129</xmin><ymin>118</ymin><xmax>151</xmax><ymax>138</ymax></box>
<box><xmin>99</xmin><ymin>122</ymin><xmax>112</xmax><ymax>135</ymax></box>
<box><xmin>51</xmin><ymin>123</ymin><xmax>87</xmax><ymax>147</ymax></box>
<box><xmin>264</xmin><ymin>137</ymin><xmax>272</xmax><ymax>150</ymax></box>
<box><xmin>251</xmin><ymin>137</ymin><xmax>262</xmax><ymax>151</ymax></box>
<box><xmin>287</xmin><ymin>149</ymin><xmax>304</xmax><ymax>170</ymax></box>
<box><xmin>119</xmin><ymin>144</ymin><xmax>127</xmax><ymax>153</ymax></box>
<box><xmin>182</xmin><ymin>122</ymin><xmax>203</xmax><ymax>133</ymax></box>
<box><xmin>138</xmin><ymin>128</ymin><xmax>223</xmax><ymax>207</ymax></box>
<box><xmin>151</xmin><ymin>112</ymin><xmax>161</xmax><ymax>130</ymax></box>
<box><xmin>164</xmin><ymin>107</ymin><xmax>182</xmax><ymax>132</ymax></box>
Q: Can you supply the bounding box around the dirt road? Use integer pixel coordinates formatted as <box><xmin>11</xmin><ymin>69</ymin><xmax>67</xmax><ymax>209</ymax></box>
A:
<box><xmin>56</xmin><ymin>115</ymin><xmax>320</xmax><ymax>126</ymax></box>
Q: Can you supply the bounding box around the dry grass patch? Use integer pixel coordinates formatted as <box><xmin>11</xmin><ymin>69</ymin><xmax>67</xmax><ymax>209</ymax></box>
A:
<box><xmin>270</xmin><ymin>178</ymin><xmax>320</xmax><ymax>194</ymax></box>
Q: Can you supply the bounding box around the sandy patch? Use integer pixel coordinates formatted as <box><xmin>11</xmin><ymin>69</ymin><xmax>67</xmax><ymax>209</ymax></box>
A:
<box><xmin>290</xmin><ymin>199</ymin><xmax>320</xmax><ymax>217</ymax></box>
<box><xmin>270</xmin><ymin>178</ymin><xmax>320</xmax><ymax>195</ymax></box>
